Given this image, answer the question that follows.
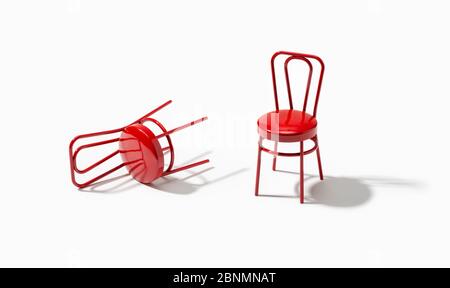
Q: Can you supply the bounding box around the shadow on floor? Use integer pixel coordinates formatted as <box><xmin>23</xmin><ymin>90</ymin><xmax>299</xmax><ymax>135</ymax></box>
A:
<box><xmin>307</xmin><ymin>175</ymin><xmax>423</xmax><ymax>207</ymax></box>
<box><xmin>307</xmin><ymin>177</ymin><xmax>372</xmax><ymax>207</ymax></box>
<box><xmin>80</xmin><ymin>151</ymin><xmax>248</xmax><ymax>195</ymax></box>
<box><xmin>148</xmin><ymin>167</ymin><xmax>249</xmax><ymax>195</ymax></box>
<box><xmin>260</xmin><ymin>170</ymin><xmax>424</xmax><ymax>207</ymax></box>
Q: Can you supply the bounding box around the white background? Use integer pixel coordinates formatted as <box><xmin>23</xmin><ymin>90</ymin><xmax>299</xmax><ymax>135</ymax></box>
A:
<box><xmin>0</xmin><ymin>0</ymin><xmax>449</xmax><ymax>267</ymax></box>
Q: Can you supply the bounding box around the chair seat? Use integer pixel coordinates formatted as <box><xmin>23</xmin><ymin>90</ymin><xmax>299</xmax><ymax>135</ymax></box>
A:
<box><xmin>257</xmin><ymin>109</ymin><xmax>317</xmax><ymax>142</ymax></box>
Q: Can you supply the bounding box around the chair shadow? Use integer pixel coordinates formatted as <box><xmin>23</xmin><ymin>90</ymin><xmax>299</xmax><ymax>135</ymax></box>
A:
<box><xmin>147</xmin><ymin>150</ymin><xmax>249</xmax><ymax>195</ymax></box>
<box><xmin>80</xmin><ymin>151</ymin><xmax>249</xmax><ymax>195</ymax></box>
<box><xmin>261</xmin><ymin>170</ymin><xmax>424</xmax><ymax>208</ymax></box>
<box><xmin>148</xmin><ymin>167</ymin><xmax>249</xmax><ymax>195</ymax></box>
<box><xmin>306</xmin><ymin>177</ymin><xmax>372</xmax><ymax>207</ymax></box>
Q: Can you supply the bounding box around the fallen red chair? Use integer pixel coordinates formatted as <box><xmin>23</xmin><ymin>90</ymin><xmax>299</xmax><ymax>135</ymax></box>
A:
<box><xmin>69</xmin><ymin>100</ymin><xmax>209</xmax><ymax>189</ymax></box>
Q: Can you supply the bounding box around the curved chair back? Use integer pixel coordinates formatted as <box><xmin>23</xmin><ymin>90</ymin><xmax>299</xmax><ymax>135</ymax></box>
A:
<box><xmin>271</xmin><ymin>51</ymin><xmax>325</xmax><ymax>118</ymax></box>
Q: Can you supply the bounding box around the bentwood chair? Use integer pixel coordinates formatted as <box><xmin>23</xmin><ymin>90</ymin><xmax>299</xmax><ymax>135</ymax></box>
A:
<box><xmin>69</xmin><ymin>100</ymin><xmax>209</xmax><ymax>189</ymax></box>
<box><xmin>255</xmin><ymin>51</ymin><xmax>325</xmax><ymax>204</ymax></box>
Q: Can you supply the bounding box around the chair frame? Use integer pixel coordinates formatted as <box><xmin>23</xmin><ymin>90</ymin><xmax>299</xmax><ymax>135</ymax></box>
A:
<box><xmin>255</xmin><ymin>51</ymin><xmax>325</xmax><ymax>203</ymax></box>
<box><xmin>69</xmin><ymin>100</ymin><xmax>209</xmax><ymax>189</ymax></box>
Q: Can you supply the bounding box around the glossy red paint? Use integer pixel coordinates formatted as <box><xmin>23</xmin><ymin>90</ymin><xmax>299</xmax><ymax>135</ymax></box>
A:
<box><xmin>255</xmin><ymin>51</ymin><xmax>325</xmax><ymax>204</ymax></box>
<box><xmin>119</xmin><ymin>124</ymin><xmax>164</xmax><ymax>184</ymax></box>
<box><xmin>69</xmin><ymin>100</ymin><xmax>209</xmax><ymax>189</ymax></box>
<box><xmin>257</xmin><ymin>109</ymin><xmax>317</xmax><ymax>142</ymax></box>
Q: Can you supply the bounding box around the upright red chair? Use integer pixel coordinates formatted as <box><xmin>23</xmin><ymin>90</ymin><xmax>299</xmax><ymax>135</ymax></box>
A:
<box><xmin>69</xmin><ymin>100</ymin><xmax>209</xmax><ymax>189</ymax></box>
<box><xmin>255</xmin><ymin>51</ymin><xmax>325</xmax><ymax>204</ymax></box>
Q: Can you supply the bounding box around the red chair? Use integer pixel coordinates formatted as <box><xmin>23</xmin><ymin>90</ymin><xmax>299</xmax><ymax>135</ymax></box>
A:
<box><xmin>69</xmin><ymin>100</ymin><xmax>209</xmax><ymax>189</ymax></box>
<box><xmin>255</xmin><ymin>51</ymin><xmax>325</xmax><ymax>204</ymax></box>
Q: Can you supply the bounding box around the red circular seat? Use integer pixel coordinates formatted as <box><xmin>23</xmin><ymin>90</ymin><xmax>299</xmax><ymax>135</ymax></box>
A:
<box><xmin>119</xmin><ymin>124</ymin><xmax>164</xmax><ymax>184</ymax></box>
<box><xmin>257</xmin><ymin>109</ymin><xmax>317</xmax><ymax>142</ymax></box>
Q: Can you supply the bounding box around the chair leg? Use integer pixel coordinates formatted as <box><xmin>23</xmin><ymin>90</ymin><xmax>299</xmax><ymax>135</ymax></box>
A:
<box><xmin>255</xmin><ymin>138</ymin><xmax>263</xmax><ymax>196</ymax></box>
<box><xmin>315</xmin><ymin>136</ymin><xmax>324</xmax><ymax>181</ymax></box>
<box><xmin>300</xmin><ymin>141</ymin><xmax>304</xmax><ymax>204</ymax></box>
<box><xmin>272</xmin><ymin>141</ymin><xmax>278</xmax><ymax>171</ymax></box>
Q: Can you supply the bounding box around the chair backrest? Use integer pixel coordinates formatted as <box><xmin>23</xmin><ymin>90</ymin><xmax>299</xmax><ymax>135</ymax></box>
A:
<box><xmin>271</xmin><ymin>51</ymin><xmax>325</xmax><ymax>118</ymax></box>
